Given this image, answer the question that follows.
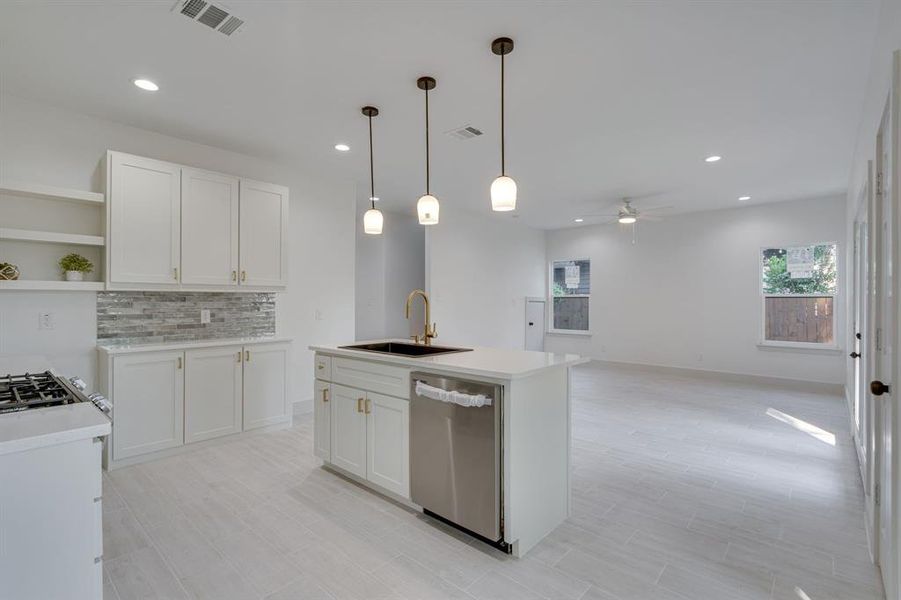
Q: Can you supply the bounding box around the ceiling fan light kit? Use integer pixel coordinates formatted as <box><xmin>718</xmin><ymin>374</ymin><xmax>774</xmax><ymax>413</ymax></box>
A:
<box><xmin>490</xmin><ymin>37</ymin><xmax>517</xmax><ymax>212</ymax></box>
<box><xmin>361</xmin><ymin>105</ymin><xmax>384</xmax><ymax>235</ymax></box>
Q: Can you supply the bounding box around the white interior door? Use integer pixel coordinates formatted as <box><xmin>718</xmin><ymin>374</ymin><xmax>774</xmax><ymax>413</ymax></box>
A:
<box><xmin>239</xmin><ymin>179</ymin><xmax>288</xmax><ymax>288</ymax></box>
<box><xmin>330</xmin><ymin>384</ymin><xmax>367</xmax><ymax>478</ymax></box>
<box><xmin>181</xmin><ymin>168</ymin><xmax>239</xmax><ymax>286</ymax></box>
<box><xmin>185</xmin><ymin>346</ymin><xmax>243</xmax><ymax>443</ymax></box>
<box><xmin>525</xmin><ymin>298</ymin><xmax>546</xmax><ymax>351</ymax></box>
<box><xmin>108</xmin><ymin>152</ymin><xmax>181</xmax><ymax>285</ymax></box>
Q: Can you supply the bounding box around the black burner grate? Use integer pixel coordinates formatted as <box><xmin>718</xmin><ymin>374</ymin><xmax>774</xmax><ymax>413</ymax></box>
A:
<box><xmin>0</xmin><ymin>371</ymin><xmax>80</xmax><ymax>414</ymax></box>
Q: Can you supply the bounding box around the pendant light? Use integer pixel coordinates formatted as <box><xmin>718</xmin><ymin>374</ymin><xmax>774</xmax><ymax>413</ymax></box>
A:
<box><xmin>490</xmin><ymin>37</ymin><xmax>517</xmax><ymax>212</ymax></box>
<box><xmin>416</xmin><ymin>76</ymin><xmax>439</xmax><ymax>225</ymax></box>
<box><xmin>361</xmin><ymin>106</ymin><xmax>383</xmax><ymax>235</ymax></box>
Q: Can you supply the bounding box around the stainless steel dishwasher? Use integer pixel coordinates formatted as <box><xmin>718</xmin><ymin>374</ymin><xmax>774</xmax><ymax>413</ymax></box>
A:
<box><xmin>410</xmin><ymin>372</ymin><xmax>506</xmax><ymax>551</ymax></box>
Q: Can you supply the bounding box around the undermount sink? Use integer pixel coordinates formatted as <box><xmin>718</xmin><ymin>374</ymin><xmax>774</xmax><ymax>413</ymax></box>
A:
<box><xmin>339</xmin><ymin>341</ymin><xmax>472</xmax><ymax>357</ymax></box>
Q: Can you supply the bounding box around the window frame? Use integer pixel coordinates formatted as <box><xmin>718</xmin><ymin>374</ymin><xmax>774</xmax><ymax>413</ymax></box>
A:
<box><xmin>547</xmin><ymin>258</ymin><xmax>592</xmax><ymax>336</ymax></box>
<box><xmin>758</xmin><ymin>242</ymin><xmax>840</xmax><ymax>351</ymax></box>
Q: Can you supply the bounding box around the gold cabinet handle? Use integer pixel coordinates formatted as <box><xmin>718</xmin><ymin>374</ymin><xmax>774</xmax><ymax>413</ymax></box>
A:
<box><xmin>241</xmin><ymin>270</ymin><xmax>247</xmax><ymax>282</ymax></box>
<box><xmin>357</xmin><ymin>397</ymin><xmax>364</xmax><ymax>413</ymax></box>
<box><xmin>245</xmin><ymin>350</ymin><xmax>250</xmax><ymax>362</ymax></box>
<box><xmin>365</xmin><ymin>398</ymin><xmax>371</xmax><ymax>415</ymax></box>
<box><xmin>322</xmin><ymin>388</ymin><xmax>329</xmax><ymax>403</ymax></box>
<box><xmin>231</xmin><ymin>270</ymin><xmax>237</xmax><ymax>282</ymax></box>
<box><xmin>317</xmin><ymin>363</ymin><xmax>325</xmax><ymax>370</ymax></box>
<box><xmin>174</xmin><ymin>267</ymin><xmax>179</xmax><ymax>280</ymax></box>
<box><xmin>237</xmin><ymin>351</ymin><xmax>242</xmax><ymax>363</ymax></box>
<box><xmin>177</xmin><ymin>356</ymin><xmax>182</xmax><ymax>369</ymax></box>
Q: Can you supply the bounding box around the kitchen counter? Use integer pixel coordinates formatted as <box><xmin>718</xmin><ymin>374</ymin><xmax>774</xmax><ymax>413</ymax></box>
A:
<box><xmin>98</xmin><ymin>335</ymin><xmax>292</xmax><ymax>354</ymax></box>
<box><xmin>0</xmin><ymin>402</ymin><xmax>110</xmax><ymax>456</ymax></box>
<box><xmin>309</xmin><ymin>339</ymin><xmax>587</xmax><ymax>380</ymax></box>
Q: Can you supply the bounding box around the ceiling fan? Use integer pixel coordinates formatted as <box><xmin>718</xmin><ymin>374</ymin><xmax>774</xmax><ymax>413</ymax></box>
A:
<box><xmin>585</xmin><ymin>198</ymin><xmax>672</xmax><ymax>225</ymax></box>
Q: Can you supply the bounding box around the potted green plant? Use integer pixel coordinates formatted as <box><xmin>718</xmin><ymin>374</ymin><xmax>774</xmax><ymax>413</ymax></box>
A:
<box><xmin>59</xmin><ymin>253</ymin><xmax>93</xmax><ymax>282</ymax></box>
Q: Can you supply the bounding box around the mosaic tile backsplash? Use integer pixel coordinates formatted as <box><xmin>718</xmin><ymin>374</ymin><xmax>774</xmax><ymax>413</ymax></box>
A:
<box><xmin>97</xmin><ymin>292</ymin><xmax>276</xmax><ymax>345</ymax></box>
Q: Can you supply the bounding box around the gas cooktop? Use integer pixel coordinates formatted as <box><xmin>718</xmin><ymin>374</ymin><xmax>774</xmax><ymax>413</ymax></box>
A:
<box><xmin>0</xmin><ymin>371</ymin><xmax>89</xmax><ymax>414</ymax></box>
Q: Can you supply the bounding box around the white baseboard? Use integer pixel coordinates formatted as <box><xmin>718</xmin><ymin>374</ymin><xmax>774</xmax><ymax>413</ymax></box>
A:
<box><xmin>584</xmin><ymin>358</ymin><xmax>844</xmax><ymax>395</ymax></box>
<box><xmin>293</xmin><ymin>398</ymin><xmax>313</xmax><ymax>416</ymax></box>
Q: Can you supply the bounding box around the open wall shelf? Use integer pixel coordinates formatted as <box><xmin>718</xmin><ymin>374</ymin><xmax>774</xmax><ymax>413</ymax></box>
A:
<box><xmin>0</xmin><ymin>228</ymin><xmax>105</xmax><ymax>247</ymax></box>
<box><xmin>0</xmin><ymin>181</ymin><xmax>104</xmax><ymax>205</ymax></box>
<box><xmin>0</xmin><ymin>280</ymin><xmax>105</xmax><ymax>291</ymax></box>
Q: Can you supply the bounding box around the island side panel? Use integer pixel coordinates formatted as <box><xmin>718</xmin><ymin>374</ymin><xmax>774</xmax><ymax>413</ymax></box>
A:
<box><xmin>506</xmin><ymin>365</ymin><xmax>570</xmax><ymax>557</ymax></box>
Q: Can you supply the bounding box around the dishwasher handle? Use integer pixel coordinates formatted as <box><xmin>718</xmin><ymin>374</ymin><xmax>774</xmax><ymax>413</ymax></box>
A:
<box><xmin>414</xmin><ymin>380</ymin><xmax>493</xmax><ymax>407</ymax></box>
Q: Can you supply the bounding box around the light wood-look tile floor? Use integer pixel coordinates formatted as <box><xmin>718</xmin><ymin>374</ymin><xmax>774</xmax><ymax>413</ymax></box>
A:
<box><xmin>103</xmin><ymin>362</ymin><xmax>883</xmax><ymax>599</ymax></box>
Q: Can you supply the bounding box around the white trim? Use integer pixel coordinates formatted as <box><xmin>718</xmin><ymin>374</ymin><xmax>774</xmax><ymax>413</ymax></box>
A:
<box><xmin>756</xmin><ymin>340</ymin><xmax>842</xmax><ymax>353</ymax></box>
<box><xmin>547</xmin><ymin>329</ymin><xmax>592</xmax><ymax>337</ymax></box>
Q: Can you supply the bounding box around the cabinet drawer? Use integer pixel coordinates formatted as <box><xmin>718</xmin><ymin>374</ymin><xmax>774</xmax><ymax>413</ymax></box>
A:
<box><xmin>332</xmin><ymin>358</ymin><xmax>409</xmax><ymax>399</ymax></box>
<box><xmin>314</xmin><ymin>354</ymin><xmax>332</xmax><ymax>381</ymax></box>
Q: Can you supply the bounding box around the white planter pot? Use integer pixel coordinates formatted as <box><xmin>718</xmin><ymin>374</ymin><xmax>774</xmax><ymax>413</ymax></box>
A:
<box><xmin>65</xmin><ymin>271</ymin><xmax>84</xmax><ymax>282</ymax></box>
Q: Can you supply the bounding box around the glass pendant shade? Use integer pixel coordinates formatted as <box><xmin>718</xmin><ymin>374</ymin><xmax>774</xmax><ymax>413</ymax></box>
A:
<box><xmin>363</xmin><ymin>208</ymin><xmax>383</xmax><ymax>234</ymax></box>
<box><xmin>417</xmin><ymin>194</ymin><xmax>440</xmax><ymax>225</ymax></box>
<box><xmin>490</xmin><ymin>175</ymin><xmax>517</xmax><ymax>211</ymax></box>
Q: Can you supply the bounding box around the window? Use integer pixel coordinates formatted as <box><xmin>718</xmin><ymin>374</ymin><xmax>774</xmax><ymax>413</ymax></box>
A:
<box><xmin>550</xmin><ymin>259</ymin><xmax>590</xmax><ymax>332</ymax></box>
<box><xmin>761</xmin><ymin>243</ymin><xmax>837</xmax><ymax>346</ymax></box>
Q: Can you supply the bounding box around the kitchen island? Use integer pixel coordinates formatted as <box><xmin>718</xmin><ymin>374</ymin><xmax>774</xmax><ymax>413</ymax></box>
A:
<box><xmin>310</xmin><ymin>340</ymin><xmax>587</xmax><ymax>557</ymax></box>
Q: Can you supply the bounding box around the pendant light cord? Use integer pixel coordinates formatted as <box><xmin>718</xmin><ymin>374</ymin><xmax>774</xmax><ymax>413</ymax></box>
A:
<box><xmin>425</xmin><ymin>86</ymin><xmax>431</xmax><ymax>195</ymax></box>
<box><xmin>368</xmin><ymin>113</ymin><xmax>375</xmax><ymax>210</ymax></box>
<box><xmin>500</xmin><ymin>51</ymin><xmax>505</xmax><ymax>177</ymax></box>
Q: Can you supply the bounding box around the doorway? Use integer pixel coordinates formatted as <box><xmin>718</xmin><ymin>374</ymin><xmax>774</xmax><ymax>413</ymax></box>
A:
<box><xmin>525</xmin><ymin>297</ymin><xmax>546</xmax><ymax>351</ymax></box>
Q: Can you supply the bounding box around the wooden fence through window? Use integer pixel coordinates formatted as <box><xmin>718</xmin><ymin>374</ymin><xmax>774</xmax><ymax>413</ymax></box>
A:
<box><xmin>764</xmin><ymin>296</ymin><xmax>834</xmax><ymax>344</ymax></box>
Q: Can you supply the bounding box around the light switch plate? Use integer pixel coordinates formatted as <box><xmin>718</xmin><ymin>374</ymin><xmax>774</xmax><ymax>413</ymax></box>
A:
<box><xmin>201</xmin><ymin>309</ymin><xmax>211</xmax><ymax>324</ymax></box>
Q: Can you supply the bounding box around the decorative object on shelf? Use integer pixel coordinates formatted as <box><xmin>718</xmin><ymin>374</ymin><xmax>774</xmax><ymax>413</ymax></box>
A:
<box><xmin>59</xmin><ymin>253</ymin><xmax>94</xmax><ymax>281</ymax></box>
<box><xmin>416</xmin><ymin>76</ymin><xmax>440</xmax><ymax>225</ymax></box>
<box><xmin>0</xmin><ymin>262</ymin><xmax>20</xmax><ymax>280</ymax></box>
<box><xmin>490</xmin><ymin>37</ymin><xmax>517</xmax><ymax>212</ymax></box>
<box><xmin>361</xmin><ymin>106</ymin><xmax>384</xmax><ymax>235</ymax></box>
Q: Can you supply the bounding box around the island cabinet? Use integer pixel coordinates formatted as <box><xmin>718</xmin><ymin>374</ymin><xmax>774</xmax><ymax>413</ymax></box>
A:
<box><xmin>105</xmin><ymin>151</ymin><xmax>288</xmax><ymax>291</ymax></box>
<box><xmin>314</xmin><ymin>356</ymin><xmax>410</xmax><ymax>499</ymax></box>
<box><xmin>99</xmin><ymin>339</ymin><xmax>291</xmax><ymax>468</ymax></box>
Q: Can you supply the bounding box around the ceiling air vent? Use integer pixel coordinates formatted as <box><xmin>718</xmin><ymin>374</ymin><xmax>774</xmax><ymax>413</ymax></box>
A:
<box><xmin>173</xmin><ymin>0</ymin><xmax>245</xmax><ymax>37</ymax></box>
<box><xmin>445</xmin><ymin>125</ymin><xmax>483</xmax><ymax>141</ymax></box>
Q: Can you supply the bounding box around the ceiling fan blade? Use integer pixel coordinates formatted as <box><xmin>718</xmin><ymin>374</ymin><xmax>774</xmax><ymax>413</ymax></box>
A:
<box><xmin>640</xmin><ymin>214</ymin><xmax>664</xmax><ymax>221</ymax></box>
<box><xmin>638</xmin><ymin>205</ymin><xmax>674</xmax><ymax>213</ymax></box>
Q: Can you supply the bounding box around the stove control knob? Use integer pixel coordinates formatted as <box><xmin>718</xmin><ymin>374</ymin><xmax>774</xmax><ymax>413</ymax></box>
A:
<box><xmin>68</xmin><ymin>376</ymin><xmax>87</xmax><ymax>391</ymax></box>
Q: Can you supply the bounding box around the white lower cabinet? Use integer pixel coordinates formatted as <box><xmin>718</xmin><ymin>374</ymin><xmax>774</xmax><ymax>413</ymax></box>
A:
<box><xmin>112</xmin><ymin>350</ymin><xmax>185</xmax><ymax>460</ymax></box>
<box><xmin>330</xmin><ymin>383</ymin><xmax>368</xmax><ymax>478</ymax></box>
<box><xmin>185</xmin><ymin>346</ymin><xmax>243</xmax><ymax>443</ymax></box>
<box><xmin>313</xmin><ymin>380</ymin><xmax>331</xmax><ymax>461</ymax></box>
<box><xmin>243</xmin><ymin>342</ymin><xmax>290</xmax><ymax>430</ymax></box>
<box><xmin>366</xmin><ymin>391</ymin><xmax>410</xmax><ymax>497</ymax></box>
<box><xmin>320</xmin><ymin>358</ymin><xmax>411</xmax><ymax>499</ymax></box>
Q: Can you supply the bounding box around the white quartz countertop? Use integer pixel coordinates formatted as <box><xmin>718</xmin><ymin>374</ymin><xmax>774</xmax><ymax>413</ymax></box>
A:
<box><xmin>310</xmin><ymin>339</ymin><xmax>588</xmax><ymax>380</ymax></box>
<box><xmin>97</xmin><ymin>336</ymin><xmax>292</xmax><ymax>355</ymax></box>
<box><xmin>0</xmin><ymin>403</ymin><xmax>111</xmax><ymax>456</ymax></box>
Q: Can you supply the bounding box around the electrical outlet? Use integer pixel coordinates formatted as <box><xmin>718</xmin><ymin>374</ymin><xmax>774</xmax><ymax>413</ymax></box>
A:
<box><xmin>201</xmin><ymin>309</ymin><xmax>211</xmax><ymax>324</ymax></box>
<box><xmin>315</xmin><ymin>309</ymin><xmax>323</xmax><ymax>321</ymax></box>
<box><xmin>38</xmin><ymin>312</ymin><xmax>55</xmax><ymax>330</ymax></box>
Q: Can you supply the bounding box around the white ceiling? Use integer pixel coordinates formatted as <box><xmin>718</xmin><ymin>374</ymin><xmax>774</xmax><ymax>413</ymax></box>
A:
<box><xmin>0</xmin><ymin>1</ymin><xmax>880</xmax><ymax>229</ymax></box>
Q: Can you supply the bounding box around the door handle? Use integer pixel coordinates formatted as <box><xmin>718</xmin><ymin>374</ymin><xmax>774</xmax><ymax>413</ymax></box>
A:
<box><xmin>856</xmin><ymin>332</ymin><xmax>862</xmax><ymax>340</ymax></box>
<box><xmin>322</xmin><ymin>388</ymin><xmax>329</xmax><ymax>403</ymax></box>
<box><xmin>357</xmin><ymin>397</ymin><xmax>364</xmax><ymax>413</ymax></box>
<box><xmin>528</xmin><ymin>322</ymin><xmax>534</xmax><ymax>326</ymax></box>
<box><xmin>871</xmin><ymin>380</ymin><xmax>891</xmax><ymax>396</ymax></box>
<box><xmin>850</xmin><ymin>352</ymin><xmax>861</xmax><ymax>359</ymax></box>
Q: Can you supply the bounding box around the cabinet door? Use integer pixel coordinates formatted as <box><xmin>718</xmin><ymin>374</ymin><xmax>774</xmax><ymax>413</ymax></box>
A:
<box><xmin>239</xmin><ymin>179</ymin><xmax>288</xmax><ymax>288</ymax></box>
<box><xmin>314</xmin><ymin>380</ymin><xmax>331</xmax><ymax>461</ymax></box>
<box><xmin>185</xmin><ymin>346</ymin><xmax>243</xmax><ymax>443</ymax></box>
<box><xmin>330</xmin><ymin>384</ymin><xmax>367</xmax><ymax>478</ymax></box>
<box><xmin>242</xmin><ymin>342</ymin><xmax>290</xmax><ymax>430</ymax></box>
<box><xmin>181</xmin><ymin>168</ymin><xmax>239</xmax><ymax>286</ymax></box>
<box><xmin>112</xmin><ymin>351</ymin><xmax>184</xmax><ymax>460</ymax></box>
<box><xmin>109</xmin><ymin>152</ymin><xmax>181</xmax><ymax>285</ymax></box>
<box><xmin>366</xmin><ymin>392</ymin><xmax>410</xmax><ymax>498</ymax></box>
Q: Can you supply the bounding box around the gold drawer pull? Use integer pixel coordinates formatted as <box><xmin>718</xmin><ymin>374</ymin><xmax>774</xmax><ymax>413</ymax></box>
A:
<box><xmin>173</xmin><ymin>267</ymin><xmax>179</xmax><ymax>280</ymax></box>
<box><xmin>322</xmin><ymin>388</ymin><xmax>329</xmax><ymax>402</ymax></box>
<box><xmin>241</xmin><ymin>270</ymin><xmax>247</xmax><ymax>282</ymax></box>
<box><xmin>177</xmin><ymin>357</ymin><xmax>182</xmax><ymax>369</ymax></box>
<box><xmin>317</xmin><ymin>363</ymin><xmax>325</xmax><ymax>370</ymax></box>
<box><xmin>231</xmin><ymin>270</ymin><xmax>237</xmax><ymax>282</ymax></box>
<box><xmin>357</xmin><ymin>397</ymin><xmax>364</xmax><ymax>413</ymax></box>
<box><xmin>237</xmin><ymin>351</ymin><xmax>242</xmax><ymax>363</ymax></box>
<box><xmin>245</xmin><ymin>350</ymin><xmax>250</xmax><ymax>362</ymax></box>
<box><xmin>365</xmin><ymin>398</ymin><xmax>371</xmax><ymax>415</ymax></box>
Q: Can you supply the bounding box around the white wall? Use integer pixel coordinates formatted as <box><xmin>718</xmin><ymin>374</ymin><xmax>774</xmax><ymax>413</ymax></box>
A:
<box><xmin>545</xmin><ymin>196</ymin><xmax>847</xmax><ymax>385</ymax></box>
<box><xmin>426</xmin><ymin>207</ymin><xmax>546</xmax><ymax>350</ymax></box>
<box><xmin>354</xmin><ymin>203</ymin><xmax>424</xmax><ymax>341</ymax></box>
<box><xmin>0</xmin><ymin>93</ymin><xmax>356</xmax><ymax>399</ymax></box>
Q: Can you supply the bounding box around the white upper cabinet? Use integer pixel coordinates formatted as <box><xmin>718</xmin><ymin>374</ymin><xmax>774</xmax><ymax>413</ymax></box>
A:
<box><xmin>181</xmin><ymin>168</ymin><xmax>239</xmax><ymax>286</ymax></box>
<box><xmin>239</xmin><ymin>179</ymin><xmax>289</xmax><ymax>288</ymax></box>
<box><xmin>108</xmin><ymin>152</ymin><xmax>181</xmax><ymax>286</ymax></box>
<box><xmin>106</xmin><ymin>152</ymin><xmax>288</xmax><ymax>291</ymax></box>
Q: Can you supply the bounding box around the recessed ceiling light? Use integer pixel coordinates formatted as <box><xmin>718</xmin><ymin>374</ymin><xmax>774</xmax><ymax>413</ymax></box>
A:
<box><xmin>133</xmin><ymin>78</ymin><xmax>159</xmax><ymax>92</ymax></box>
<box><xmin>704</xmin><ymin>155</ymin><xmax>722</xmax><ymax>163</ymax></box>
<box><xmin>574</xmin><ymin>218</ymin><xmax>584</xmax><ymax>223</ymax></box>
<box><xmin>334</xmin><ymin>143</ymin><xmax>350</xmax><ymax>152</ymax></box>
<box><xmin>738</xmin><ymin>196</ymin><xmax>751</xmax><ymax>201</ymax></box>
